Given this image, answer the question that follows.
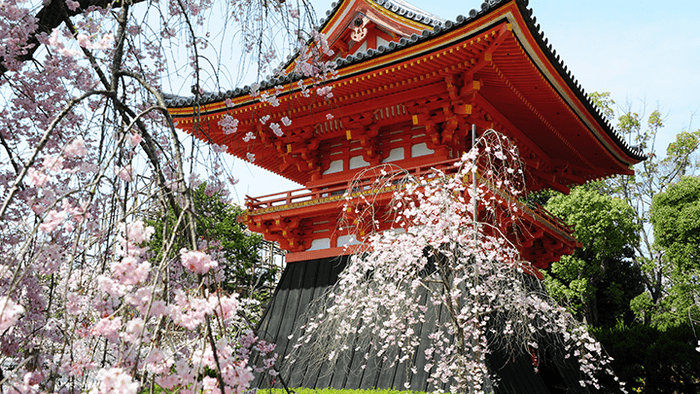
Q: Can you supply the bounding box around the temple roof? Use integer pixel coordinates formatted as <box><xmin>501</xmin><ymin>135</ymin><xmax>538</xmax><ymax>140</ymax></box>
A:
<box><xmin>165</xmin><ymin>0</ymin><xmax>645</xmax><ymax>188</ymax></box>
<box><xmin>319</xmin><ymin>0</ymin><xmax>445</xmax><ymax>28</ymax></box>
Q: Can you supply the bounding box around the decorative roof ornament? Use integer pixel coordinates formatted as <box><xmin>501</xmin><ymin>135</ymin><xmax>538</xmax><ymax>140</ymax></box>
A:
<box><xmin>350</xmin><ymin>15</ymin><xmax>370</xmax><ymax>42</ymax></box>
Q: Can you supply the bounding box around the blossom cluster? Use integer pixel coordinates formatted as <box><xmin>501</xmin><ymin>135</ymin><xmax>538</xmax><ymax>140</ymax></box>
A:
<box><xmin>0</xmin><ymin>0</ymin><xmax>313</xmax><ymax>390</ymax></box>
<box><xmin>287</xmin><ymin>131</ymin><xmax>624</xmax><ymax>393</ymax></box>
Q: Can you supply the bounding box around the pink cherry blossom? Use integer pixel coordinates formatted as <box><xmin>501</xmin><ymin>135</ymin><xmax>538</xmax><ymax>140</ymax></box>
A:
<box><xmin>24</xmin><ymin>371</ymin><xmax>42</xmax><ymax>386</ymax></box>
<box><xmin>122</xmin><ymin>220</ymin><xmax>155</xmax><ymax>244</ymax></box>
<box><xmin>180</xmin><ymin>249</ymin><xmax>218</xmax><ymax>274</ymax></box>
<box><xmin>270</xmin><ymin>122</ymin><xmax>283</xmax><ymax>137</ymax></box>
<box><xmin>65</xmin><ymin>0</ymin><xmax>80</xmax><ymax>11</ymax></box>
<box><xmin>0</xmin><ymin>297</ymin><xmax>24</xmax><ymax>332</ymax></box>
<box><xmin>287</xmin><ymin>131</ymin><xmax>622</xmax><ymax>393</ymax></box>
<box><xmin>92</xmin><ymin>317</ymin><xmax>122</xmax><ymax>343</ymax></box>
<box><xmin>92</xmin><ymin>33</ymin><xmax>114</xmax><ymax>50</ymax></box>
<box><xmin>202</xmin><ymin>376</ymin><xmax>219</xmax><ymax>394</ymax></box>
<box><xmin>316</xmin><ymin>85</ymin><xmax>333</xmax><ymax>99</ymax></box>
<box><xmin>120</xmin><ymin>317</ymin><xmax>145</xmax><ymax>343</ymax></box>
<box><xmin>27</xmin><ymin>168</ymin><xmax>51</xmax><ymax>187</ymax></box>
<box><xmin>0</xmin><ymin>0</ymin><xmax>313</xmax><ymax>390</ymax></box>
<box><xmin>128</xmin><ymin>132</ymin><xmax>142</xmax><ymax>147</ymax></box>
<box><xmin>39</xmin><ymin>209</ymin><xmax>67</xmax><ymax>233</ymax></box>
<box><xmin>211</xmin><ymin>143</ymin><xmax>227</xmax><ymax>153</ymax></box>
<box><xmin>43</xmin><ymin>155</ymin><xmax>64</xmax><ymax>171</ymax></box>
<box><xmin>116</xmin><ymin>165</ymin><xmax>132</xmax><ymax>182</ymax></box>
<box><xmin>64</xmin><ymin>136</ymin><xmax>88</xmax><ymax>157</ymax></box>
<box><xmin>155</xmin><ymin>375</ymin><xmax>179</xmax><ymax>390</ymax></box>
<box><xmin>94</xmin><ymin>368</ymin><xmax>139</xmax><ymax>394</ymax></box>
<box><xmin>97</xmin><ymin>275</ymin><xmax>128</xmax><ymax>297</ymax></box>
<box><xmin>209</xmin><ymin>293</ymin><xmax>240</xmax><ymax>321</ymax></box>
<box><xmin>76</xmin><ymin>33</ymin><xmax>91</xmax><ymax>48</ymax></box>
<box><xmin>260</xmin><ymin>92</ymin><xmax>279</xmax><ymax>107</ymax></box>
<box><xmin>170</xmin><ymin>290</ymin><xmax>212</xmax><ymax>329</ymax></box>
<box><xmin>111</xmin><ymin>257</ymin><xmax>150</xmax><ymax>285</ymax></box>
<box><xmin>219</xmin><ymin>114</ymin><xmax>239</xmax><ymax>135</ymax></box>
<box><xmin>242</xmin><ymin>131</ymin><xmax>256</xmax><ymax>142</ymax></box>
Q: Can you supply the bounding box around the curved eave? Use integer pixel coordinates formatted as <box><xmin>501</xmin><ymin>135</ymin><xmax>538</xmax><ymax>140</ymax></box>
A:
<box><xmin>170</xmin><ymin>115</ymin><xmax>302</xmax><ymax>186</ymax></box>
<box><xmin>512</xmin><ymin>0</ymin><xmax>644</xmax><ymax>165</ymax></box>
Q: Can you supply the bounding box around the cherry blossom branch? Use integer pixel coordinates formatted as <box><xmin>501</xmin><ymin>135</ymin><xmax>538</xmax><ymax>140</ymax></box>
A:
<box><xmin>0</xmin><ymin>0</ymin><xmax>318</xmax><ymax>391</ymax></box>
<box><xmin>0</xmin><ymin>89</ymin><xmax>111</xmax><ymax>221</ymax></box>
<box><xmin>110</xmin><ymin>1</ymin><xmax>129</xmax><ymax>93</ymax></box>
<box><xmin>61</xmin><ymin>11</ymin><xmax>110</xmax><ymax>89</ymax></box>
<box><xmin>0</xmin><ymin>0</ymin><xmax>147</xmax><ymax>76</ymax></box>
<box><xmin>0</xmin><ymin>130</ymin><xmax>22</xmax><ymax>177</ymax></box>
<box><xmin>60</xmin><ymin>6</ymin><xmax>186</xmax><ymax>226</ymax></box>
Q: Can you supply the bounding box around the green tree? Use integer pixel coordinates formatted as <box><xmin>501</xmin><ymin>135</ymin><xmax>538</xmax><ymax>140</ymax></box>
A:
<box><xmin>592</xmin><ymin>322</ymin><xmax>700</xmax><ymax>393</ymax></box>
<box><xmin>649</xmin><ymin>176</ymin><xmax>700</xmax><ymax>328</ymax></box>
<box><xmin>590</xmin><ymin>92</ymin><xmax>700</xmax><ymax>325</ymax></box>
<box><xmin>149</xmin><ymin>183</ymin><xmax>278</xmax><ymax>302</ymax></box>
<box><xmin>544</xmin><ymin>186</ymin><xmax>642</xmax><ymax>327</ymax></box>
<box><xmin>567</xmin><ymin>93</ymin><xmax>700</xmax><ymax>393</ymax></box>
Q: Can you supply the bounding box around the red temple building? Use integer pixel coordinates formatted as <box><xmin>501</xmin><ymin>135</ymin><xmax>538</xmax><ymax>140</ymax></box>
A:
<box><xmin>166</xmin><ymin>0</ymin><xmax>644</xmax><ymax>391</ymax></box>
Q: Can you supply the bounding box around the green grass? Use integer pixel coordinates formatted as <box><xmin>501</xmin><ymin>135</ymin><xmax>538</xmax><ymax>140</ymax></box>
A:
<box><xmin>144</xmin><ymin>384</ymin><xmax>426</xmax><ymax>394</ymax></box>
<box><xmin>259</xmin><ymin>388</ymin><xmax>427</xmax><ymax>394</ymax></box>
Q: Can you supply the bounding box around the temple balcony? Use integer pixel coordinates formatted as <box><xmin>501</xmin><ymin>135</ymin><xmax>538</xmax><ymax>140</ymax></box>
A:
<box><xmin>245</xmin><ymin>159</ymin><xmax>580</xmax><ymax>269</ymax></box>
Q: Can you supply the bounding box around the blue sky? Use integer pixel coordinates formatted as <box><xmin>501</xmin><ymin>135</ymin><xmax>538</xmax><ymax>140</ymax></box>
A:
<box><xmin>228</xmin><ymin>0</ymin><xmax>700</xmax><ymax>203</ymax></box>
<box><xmin>375</xmin><ymin>0</ymin><xmax>700</xmax><ymax>133</ymax></box>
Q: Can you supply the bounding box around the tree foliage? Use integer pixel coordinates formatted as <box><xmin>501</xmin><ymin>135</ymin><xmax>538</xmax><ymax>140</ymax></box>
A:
<box><xmin>649</xmin><ymin>175</ymin><xmax>700</xmax><ymax>328</ymax></box>
<box><xmin>565</xmin><ymin>93</ymin><xmax>700</xmax><ymax>393</ymax></box>
<box><xmin>148</xmin><ymin>182</ymin><xmax>278</xmax><ymax>303</ymax></box>
<box><xmin>543</xmin><ymin>186</ymin><xmax>642</xmax><ymax>327</ymax></box>
<box><xmin>651</xmin><ymin>176</ymin><xmax>700</xmax><ymax>272</ymax></box>
<box><xmin>592</xmin><ymin>322</ymin><xmax>700</xmax><ymax>394</ymax></box>
<box><xmin>589</xmin><ymin>93</ymin><xmax>700</xmax><ymax>327</ymax></box>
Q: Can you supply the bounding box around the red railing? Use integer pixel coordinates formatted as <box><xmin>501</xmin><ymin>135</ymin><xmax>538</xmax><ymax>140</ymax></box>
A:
<box><xmin>474</xmin><ymin>172</ymin><xmax>575</xmax><ymax>237</ymax></box>
<box><xmin>528</xmin><ymin>201</ymin><xmax>575</xmax><ymax>233</ymax></box>
<box><xmin>245</xmin><ymin>159</ymin><xmax>460</xmax><ymax>212</ymax></box>
<box><xmin>245</xmin><ymin>159</ymin><xmax>575</xmax><ymax>238</ymax></box>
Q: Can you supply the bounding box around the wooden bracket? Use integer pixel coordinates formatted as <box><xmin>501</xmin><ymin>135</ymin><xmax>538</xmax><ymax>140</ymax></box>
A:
<box><xmin>346</xmin><ymin>114</ymin><xmax>386</xmax><ymax>165</ymax></box>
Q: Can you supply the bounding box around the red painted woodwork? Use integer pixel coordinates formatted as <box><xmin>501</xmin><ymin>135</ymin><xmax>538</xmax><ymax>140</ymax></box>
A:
<box><xmin>167</xmin><ymin>0</ymin><xmax>642</xmax><ymax>272</ymax></box>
